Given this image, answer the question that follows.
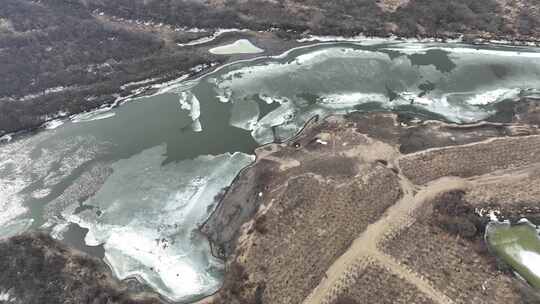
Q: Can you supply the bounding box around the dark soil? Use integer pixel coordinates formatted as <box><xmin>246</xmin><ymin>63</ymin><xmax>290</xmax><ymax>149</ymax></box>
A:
<box><xmin>0</xmin><ymin>233</ymin><xmax>160</xmax><ymax>304</ymax></box>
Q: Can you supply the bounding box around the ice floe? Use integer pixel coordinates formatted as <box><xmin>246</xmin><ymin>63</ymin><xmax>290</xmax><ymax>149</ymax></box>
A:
<box><xmin>229</xmin><ymin>98</ymin><xmax>260</xmax><ymax>131</ymax></box>
<box><xmin>31</xmin><ymin>188</ymin><xmax>51</xmax><ymax>199</ymax></box>
<box><xmin>179</xmin><ymin>91</ymin><xmax>203</xmax><ymax>132</ymax></box>
<box><xmin>464</xmin><ymin>88</ymin><xmax>522</xmax><ymax>105</ymax></box>
<box><xmin>0</xmin><ymin>133</ymin><xmax>12</xmax><ymax>143</ymax></box>
<box><xmin>62</xmin><ymin>146</ymin><xmax>254</xmax><ymax>302</ymax></box>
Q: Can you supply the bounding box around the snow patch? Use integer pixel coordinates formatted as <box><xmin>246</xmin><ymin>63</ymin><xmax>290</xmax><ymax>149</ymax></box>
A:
<box><xmin>297</xmin><ymin>34</ymin><xmax>464</xmax><ymax>45</ymax></box>
<box><xmin>229</xmin><ymin>98</ymin><xmax>260</xmax><ymax>131</ymax></box>
<box><xmin>464</xmin><ymin>88</ymin><xmax>521</xmax><ymax>105</ymax></box>
<box><xmin>43</xmin><ymin>119</ymin><xmax>64</xmax><ymax>130</ymax></box>
<box><xmin>177</xmin><ymin>29</ymin><xmax>249</xmax><ymax>47</ymax></box>
<box><xmin>50</xmin><ymin>222</ymin><xmax>71</xmax><ymax>241</ymax></box>
<box><xmin>0</xmin><ymin>290</ymin><xmax>12</xmax><ymax>301</ymax></box>
<box><xmin>0</xmin><ymin>134</ymin><xmax>12</xmax><ymax>143</ymax></box>
<box><xmin>519</xmin><ymin>250</ymin><xmax>540</xmax><ymax>278</ymax></box>
<box><xmin>71</xmin><ymin>109</ymin><xmax>116</xmax><ymax>123</ymax></box>
<box><xmin>475</xmin><ymin>208</ymin><xmax>503</xmax><ymax>222</ymax></box>
<box><xmin>209</xmin><ymin>39</ymin><xmax>264</xmax><ymax>55</ymax></box>
<box><xmin>31</xmin><ymin>188</ymin><xmax>51</xmax><ymax>199</ymax></box>
<box><xmin>120</xmin><ymin>77</ymin><xmax>161</xmax><ymax>90</ymax></box>
<box><xmin>320</xmin><ymin>93</ymin><xmax>388</xmax><ymax>107</ymax></box>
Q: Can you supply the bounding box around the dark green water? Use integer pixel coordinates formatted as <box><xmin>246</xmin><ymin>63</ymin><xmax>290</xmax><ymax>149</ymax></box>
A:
<box><xmin>487</xmin><ymin>220</ymin><xmax>540</xmax><ymax>289</ymax></box>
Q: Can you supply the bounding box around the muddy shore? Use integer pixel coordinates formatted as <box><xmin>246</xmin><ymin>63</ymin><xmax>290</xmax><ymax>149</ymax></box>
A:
<box><xmin>2</xmin><ymin>0</ymin><xmax>540</xmax><ymax>133</ymax></box>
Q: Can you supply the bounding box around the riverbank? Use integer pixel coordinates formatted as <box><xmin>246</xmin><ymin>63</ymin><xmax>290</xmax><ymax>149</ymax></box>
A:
<box><xmin>2</xmin><ymin>0</ymin><xmax>540</xmax><ymax>134</ymax></box>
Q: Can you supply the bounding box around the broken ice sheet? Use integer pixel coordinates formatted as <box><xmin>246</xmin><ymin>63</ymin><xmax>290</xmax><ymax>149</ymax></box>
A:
<box><xmin>64</xmin><ymin>145</ymin><xmax>254</xmax><ymax>302</ymax></box>
<box><xmin>179</xmin><ymin>91</ymin><xmax>203</xmax><ymax>132</ymax></box>
<box><xmin>207</xmin><ymin>44</ymin><xmax>540</xmax><ymax>142</ymax></box>
<box><xmin>229</xmin><ymin>98</ymin><xmax>260</xmax><ymax>131</ymax></box>
<box><xmin>0</xmin><ymin>218</ymin><xmax>34</xmax><ymax>240</ymax></box>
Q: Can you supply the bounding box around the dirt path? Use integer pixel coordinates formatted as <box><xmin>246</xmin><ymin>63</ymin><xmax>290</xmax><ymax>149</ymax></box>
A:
<box><xmin>303</xmin><ymin>175</ymin><xmax>467</xmax><ymax>304</ymax></box>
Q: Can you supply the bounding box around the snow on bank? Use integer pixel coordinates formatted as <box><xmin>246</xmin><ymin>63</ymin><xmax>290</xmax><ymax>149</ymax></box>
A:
<box><xmin>71</xmin><ymin>110</ymin><xmax>116</xmax><ymax>123</ymax></box>
<box><xmin>43</xmin><ymin>119</ymin><xmax>65</xmax><ymax>130</ymax></box>
<box><xmin>209</xmin><ymin>39</ymin><xmax>264</xmax><ymax>55</ymax></box>
<box><xmin>177</xmin><ymin>29</ymin><xmax>249</xmax><ymax>47</ymax></box>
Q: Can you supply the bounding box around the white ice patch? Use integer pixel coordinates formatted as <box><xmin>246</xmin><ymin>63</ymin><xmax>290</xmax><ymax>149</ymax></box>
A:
<box><xmin>408</xmin><ymin>92</ymin><xmax>498</xmax><ymax>123</ymax></box>
<box><xmin>71</xmin><ymin>109</ymin><xmax>116</xmax><ymax>123</ymax></box>
<box><xmin>519</xmin><ymin>250</ymin><xmax>540</xmax><ymax>278</ymax></box>
<box><xmin>320</xmin><ymin>92</ymin><xmax>388</xmax><ymax>107</ymax></box>
<box><xmin>50</xmin><ymin>222</ymin><xmax>71</xmax><ymax>241</ymax></box>
<box><xmin>0</xmin><ymin>290</ymin><xmax>11</xmax><ymax>301</ymax></box>
<box><xmin>251</xmin><ymin>100</ymin><xmax>297</xmax><ymax>143</ymax></box>
<box><xmin>489</xmin><ymin>210</ymin><xmax>505</xmax><ymax>222</ymax></box>
<box><xmin>0</xmin><ymin>133</ymin><xmax>12</xmax><ymax>143</ymax></box>
<box><xmin>293</xmin><ymin>47</ymin><xmax>382</xmax><ymax>65</ymax></box>
<box><xmin>31</xmin><ymin>188</ymin><xmax>51</xmax><ymax>199</ymax></box>
<box><xmin>297</xmin><ymin>34</ymin><xmax>464</xmax><ymax>44</ymax></box>
<box><xmin>190</xmin><ymin>64</ymin><xmax>210</xmax><ymax>74</ymax></box>
<box><xmin>464</xmin><ymin>88</ymin><xmax>522</xmax><ymax>105</ymax></box>
<box><xmin>297</xmin><ymin>34</ymin><xmax>386</xmax><ymax>43</ymax></box>
<box><xmin>0</xmin><ymin>218</ymin><xmax>33</xmax><ymax>240</ymax></box>
<box><xmin>43</xmin><ymin>119</ymin><xmax>64</xmax><ymax>130</ymax></box>
<box><xmin>179</xmin><ymin>92</ymin><xmax>203</xmax><ymax>132</ymax></box>
<box><xmin>258</xmin><ymin>94</ymin><xmax>280</xmax><ymax>104</ymax></box>
<box><xmin>229</xmin><ymin>98</ymin><xmax>260</xmax><ymax>131</ymax></box>
<box><xmin>19</xmin><ymin>86</ymin><xmax>71</xmax><ymax>102</ymax></box>
<box><xmin>64</xmin><ymin>145</ymin><xmax>254</xmax><ymax>302</ymax></box>
<box><xmin>0</xmin><ymin>193</ymin><xmax>27</xmax><ymax>229</ymax></box>
<box><xmin>0</xmin><ymin>131</ymin><xmax>106</xmax><ymax>240</ymax></box>
<box><xmin>209</xmin><ymin>39</ymin><xmax>264</xmax><ymax>55</ymax></box>
<box><xmin>0</xmin><ymin>135</ymin><xmax>52</xmax><ymax>230</ymax></box>
<box><xmin>177</xmin><ymin>29</ymin><xmax>249</xmax><ymax>47</ymax></box>
<box><xmin>120</xmin><ymin>77</ymin><xmax>161</xmax><ymax>90</ymax></box>
<box><xmin>382</xmin><ymin>45</ymin><xmax>540</xmax><ymax>58</ymax></box>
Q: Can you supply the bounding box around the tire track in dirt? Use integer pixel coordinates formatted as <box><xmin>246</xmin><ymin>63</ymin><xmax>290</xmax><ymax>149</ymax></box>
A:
<box><xmin>303</xmin><ymin>175</ymin><xmax>467</xmax><ymax>304</ymax></box>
